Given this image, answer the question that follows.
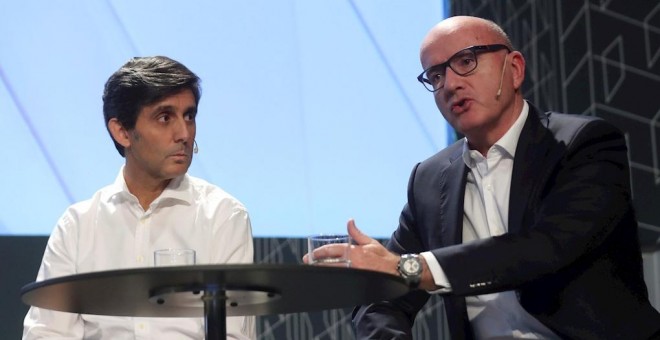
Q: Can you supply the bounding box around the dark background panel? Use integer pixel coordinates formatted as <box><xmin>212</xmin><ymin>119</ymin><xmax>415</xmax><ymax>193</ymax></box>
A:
<box><xmin>0</xmin><ymin>236</ymin><xmax>47</xmax><ymax>338</ymax></box>
<box><xmin>452</xmin><ymin>0</ymin><xmax>660</xmax><ymax>247</ymax></box>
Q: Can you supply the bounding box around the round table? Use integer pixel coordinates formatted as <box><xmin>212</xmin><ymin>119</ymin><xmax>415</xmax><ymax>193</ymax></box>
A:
<box><xmin>21</xmin><ymin>264</ymin><xmax>410</xmax><ymax>339</ymax></box>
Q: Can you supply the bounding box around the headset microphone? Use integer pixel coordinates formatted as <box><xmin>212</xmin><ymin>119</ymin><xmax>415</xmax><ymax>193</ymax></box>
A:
<box><xmin>496</xmin><ymin>54</ymin><xmax>509</xmax><ymax>98</ymax></box>
<box><xmin>193</xmin><ymin>140</ymin><xmax>199</xmax><ymax>154</ymax></box>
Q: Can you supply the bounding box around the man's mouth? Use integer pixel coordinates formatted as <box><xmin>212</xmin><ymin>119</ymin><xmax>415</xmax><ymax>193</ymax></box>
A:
<box><xmin>170</xmin><ymin>150</ymin><xmax>189</xmax><ymax>158</ymax></box>
<box><xmin>451</xmin><ymin>98</ymin><xmax>469</xmax><ymax>113</ymax></box>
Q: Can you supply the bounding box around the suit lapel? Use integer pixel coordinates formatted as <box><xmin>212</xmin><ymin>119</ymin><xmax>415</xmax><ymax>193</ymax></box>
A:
<box><xmin>508</xmin><ymin>104</ymin><xmax>556</xmax><ymax>234</ymax></box>
<box><xmin>439</xmin><ymin>145</ymin><xmax>469</xmax><ymax>246</ymax></box>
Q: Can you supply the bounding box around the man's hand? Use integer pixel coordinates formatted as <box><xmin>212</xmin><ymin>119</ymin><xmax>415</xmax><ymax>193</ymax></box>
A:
<box><xmin>349</xmin><ymin>219</ymin><xmax>438</xmax><ymax>291</ymax></box>
<box><xmin>346</xmin><ymin>219</ymin><xmax>400</xmax><ymax>276</ymax></box>
<box><xmin>301</xmin><ymin>219</ymin><xmax>438</xmax><ymax>290</ymax></box>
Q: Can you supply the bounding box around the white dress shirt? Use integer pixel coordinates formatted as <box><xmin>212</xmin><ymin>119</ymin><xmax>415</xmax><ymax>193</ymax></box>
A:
<box><xmin>421</xmin><ymin>102</ymin><xmax>559</xmax><ymax>338</ymax></box>
<box><xmin>23</xmin><ymin>168</ymin><xmax>255</xmax><ymax>340</ymax></box>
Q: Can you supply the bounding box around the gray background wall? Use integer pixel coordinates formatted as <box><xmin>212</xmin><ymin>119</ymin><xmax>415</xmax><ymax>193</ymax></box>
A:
<box><xmin>2</xmin><ymin>0</ymin><xmax>659</xmax><ymax>339</ymax></box>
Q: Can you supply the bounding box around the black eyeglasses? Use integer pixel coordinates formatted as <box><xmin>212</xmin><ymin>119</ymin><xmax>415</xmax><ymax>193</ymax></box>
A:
<box><xmin>417</xmin><ymin>44</ymin><xmax>511</xmax><ymax>92</ymax></box>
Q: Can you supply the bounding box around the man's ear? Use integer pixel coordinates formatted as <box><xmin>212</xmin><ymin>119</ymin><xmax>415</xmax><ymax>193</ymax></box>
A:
<box><xmin>509</xmin><ymin>51</ymin><xmax>526</xmax><ymax>90</ymax></box>
<box><xmin>107</xmin><ymin>118</ymin><xmax>131</xmax><ymax>149</ymax></box>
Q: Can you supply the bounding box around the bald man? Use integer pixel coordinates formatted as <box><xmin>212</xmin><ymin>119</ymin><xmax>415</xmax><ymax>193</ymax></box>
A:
<box><xmin>338</xmin><ymin>16</ymin><xmax>659</xmax><ymax>339</ymax></box>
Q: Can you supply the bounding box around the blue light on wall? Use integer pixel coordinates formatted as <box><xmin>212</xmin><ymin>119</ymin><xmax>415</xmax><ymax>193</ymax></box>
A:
<box><xmin>0</xmin><ymin>1</ymin><xmax>448</xmax><ymax>237</ymax></box>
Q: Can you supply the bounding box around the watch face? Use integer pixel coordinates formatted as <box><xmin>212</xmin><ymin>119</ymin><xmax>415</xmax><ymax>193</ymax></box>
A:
<box><xmin>404</xmin><ymin>259</ymin><xmax>420</xmax><ymax>274</ymax></box>
<box><xmin>398</xmin><ymin>255</ymin><xmax>421</xmax><ymax>286</ymax></box>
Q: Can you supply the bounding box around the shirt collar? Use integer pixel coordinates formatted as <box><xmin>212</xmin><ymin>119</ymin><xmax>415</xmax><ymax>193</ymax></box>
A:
<box><xmin>462</xmin><ymin>101</ymin><xmax>529</xmax><ymax>167</ymax></box>
<box><xmin>497</xmin><ymin>100</ymin><xmax>529</xmax><ymax>158</ymax></box>
<box><xmin>104</xmin><ymin>166</ymin><xmax>194</xmax><ymax>205</ymax></box>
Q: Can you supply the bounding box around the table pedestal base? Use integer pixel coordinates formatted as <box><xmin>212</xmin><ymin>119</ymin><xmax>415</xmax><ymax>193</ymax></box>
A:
<box><xmin>203</xmin><ymin>290</ymin><xmax>226</xmax><ymax>340</ymax></box>
<box><xmin>149</xmin><ymin>284</ymin><xmax>278</xmax><ymax>340</ymax></box>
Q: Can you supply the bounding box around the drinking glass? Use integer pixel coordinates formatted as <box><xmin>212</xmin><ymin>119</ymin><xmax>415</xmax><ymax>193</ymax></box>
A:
<box><xmin>307</xmin><ymin>234</ymin><xmax>351</xmax><ymax>267</ymax></box>
<box><xmin>154</xmin><ymin>248</ymin><xmax>196</xmax><ymax>266</ymax></box>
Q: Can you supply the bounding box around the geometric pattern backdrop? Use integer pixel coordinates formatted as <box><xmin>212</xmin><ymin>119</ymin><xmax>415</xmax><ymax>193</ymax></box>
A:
<box><xmin>452</xmin><ymin>0</ymin><xmax>660</xmax><ymax>248</ymax></box>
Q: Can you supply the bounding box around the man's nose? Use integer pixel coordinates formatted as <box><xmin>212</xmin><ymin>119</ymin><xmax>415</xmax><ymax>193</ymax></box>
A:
<box><xmin>173</xmin><ymin>118</ymin><xmax>193</xmax><ymax>142</ymax></box>
<box><xmin>442</xmin><ymin>67</ymin><xmax>463</xmax><ymax>92</ymax></box>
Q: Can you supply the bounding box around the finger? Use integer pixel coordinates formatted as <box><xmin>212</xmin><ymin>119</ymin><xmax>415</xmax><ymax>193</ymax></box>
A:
<box><xmin>311</xmin><ymin>244</ymin><xmax>348</xmax><ymax>260</ymax></box>
<box><xmin>325</xmin><ymin>244</ymin><xmax>349</xmax><ymax>255</ymax></box>
<box><xmin>347</xmin><ymin>218</ymin><xmax>373</xmax><ymax>245</ymax></box>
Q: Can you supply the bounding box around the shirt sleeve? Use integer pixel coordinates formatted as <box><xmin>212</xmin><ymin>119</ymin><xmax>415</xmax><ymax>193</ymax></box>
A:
<box><xmin>211</xmin><ymin>203</ymin><xmax>256</xmax><ymax>340</ymax></box>
<box><xmin>420</xmin><ymin>251</ymin><xmax>452</xmax><ymax>294</ymax></box>
<box><xmin>23</xmin><ymin>211</ymin><xmax>84</xmax><ymax>339</ymax></box>
<box><xmin>210</xmin><ymin>206</ymin><xmax>254</xmax><ymax>265</ymax></box>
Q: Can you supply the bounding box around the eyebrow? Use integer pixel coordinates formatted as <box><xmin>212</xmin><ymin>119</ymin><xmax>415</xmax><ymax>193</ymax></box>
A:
<box><xmin>425</xmin><ymin>62</ymin><xmax>448</xmax><ymax>75</ymax></box>
<box><xmin>149</xmin><ymin>104</ymin><xmax>197</xmax><ymax>117</ymax></box>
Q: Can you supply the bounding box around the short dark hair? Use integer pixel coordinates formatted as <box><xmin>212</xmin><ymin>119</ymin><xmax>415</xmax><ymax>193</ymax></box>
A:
<box><xmin>102</xmin><ymin>56</ymin><xmax>201</xmax><ymax>156</ymax></box>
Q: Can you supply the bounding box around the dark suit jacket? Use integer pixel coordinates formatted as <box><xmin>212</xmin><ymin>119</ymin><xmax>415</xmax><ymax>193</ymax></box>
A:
<box><xmin>353</xmin><ymin>104</ymin><xmax>660</xmax><ymax>339</ymax></box>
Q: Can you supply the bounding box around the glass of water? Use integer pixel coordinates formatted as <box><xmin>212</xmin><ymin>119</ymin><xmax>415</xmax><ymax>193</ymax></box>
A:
<box><xmin>154</xmin><ymin>248</ymin><xmax>196</xmax><ymax>266</ymax></box>
<box><xmin>307</xmin><ymin>234</ymin><xmax>351</xmax><ymax>267</ymax></box>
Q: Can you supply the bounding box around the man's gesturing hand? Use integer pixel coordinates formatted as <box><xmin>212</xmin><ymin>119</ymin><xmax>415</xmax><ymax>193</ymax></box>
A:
<box><xmin>346</xmin><ymin>219</ymin><xmax>400</xmax><ymax>276</ymax></box>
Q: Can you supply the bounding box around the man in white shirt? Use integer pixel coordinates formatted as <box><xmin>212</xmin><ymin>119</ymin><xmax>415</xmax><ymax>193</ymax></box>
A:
<box><xmin>306</xmin><ymin>16</ymin><xmax>660</xmax><ymax>339</ymax></box>
<box><xmin>23</xmin><ymin>56</ymin><xmax>255</xmax><ymax>339</ymax></box>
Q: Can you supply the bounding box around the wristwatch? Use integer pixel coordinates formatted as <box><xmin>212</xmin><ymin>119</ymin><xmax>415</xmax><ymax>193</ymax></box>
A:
<box><xmin>398</xmin><ymin>253</ymin><xmax>422</xmax><ymax>287</ymax></box>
